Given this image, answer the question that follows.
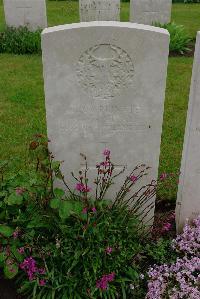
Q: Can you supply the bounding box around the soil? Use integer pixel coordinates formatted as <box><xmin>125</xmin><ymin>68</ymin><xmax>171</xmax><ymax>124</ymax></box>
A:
<box><xmin>0</xmin><ymin>275</ymin><xmax>24</xmax><ymax>299</ymax></box>
<box><xmin>169</xmin><ymin>41</ymin><xmax>195</xmax><ymax>58</ymax></box>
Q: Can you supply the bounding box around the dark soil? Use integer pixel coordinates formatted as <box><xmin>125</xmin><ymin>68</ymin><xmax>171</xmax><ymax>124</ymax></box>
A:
<box><xmin>169</xmin><ymin>41</ymin><xmax>195</xmax><ymax>58</ymax></box>
<box><xmin>0</xmin><ymin>275</ymin><xmax>24</xmax><ymax>299</ymax></box>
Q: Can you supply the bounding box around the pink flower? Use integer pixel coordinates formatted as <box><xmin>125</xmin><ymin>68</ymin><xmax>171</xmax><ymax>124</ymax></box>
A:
<box><xmin>103</xmin><ymin>149</ymin><xmax>111</xmax><ymax>157</ymax></box>
<box><xmin>75</xmin><ymin>183</ymin><xmax>84</xmax><ymax>192</ymax></box>
<box><xmin>18</xmin><ymin>247</ymin><xmax>25</xmax><ymax>254</ymax></box>
<box><xmin>13</xmin><ymin>229</ymin><xmax>19</xmax><ymax>239</ymax></box>
<box><xmin>105</xmin><ymin>246</ymin><xmax>113</xmax><ymax>254</ymax></box>
<box><xmin>15</xmin><ymin>187</ymin><xmax>25</xmax><ymax>196</ymax></box>
<box><xmin>130</xmin><ymin>175</ymin><xmax>137</xmax><ymax>183</ymax></box>
<box><xmin>82</xmin><ymin>207</ymin><xmax>87</xmax><ymax>214</ymax></box>
<box><xmin>20</xmin><ymin>257</ymin><xmax>37</xmax><ymax>281</ymax></box>
<box><xmin>96</xmin><ymin>272</ymin><xmax>115</xmax><ymax>291</ymax></box>
<box><xmin>75</xmin><ymin>183</ymin><xmax>91</xmax><ymax>193</ymax></box>
<box><xmin>38</xmin><ymin>268</ymin><xmax>46</xmax><ymax>275</ymax></box>
<box><xmin>91</xmin><ymin>207</ymin><xmax>97</xmax><ymax>213</ymax></box>
<box><xmin>163</xmin><ymin>223</ymin><xmax>172</xmax><ymax>232</ymax></box>
<box><xmin>160</xmin><ymin>173</ymin><xmax>167</xmax><ymax>181</ymax></box>
<box><xmin>39</xmin><ymin>279</ymin><xmax>46</xmax><ymax>286</ymax></box>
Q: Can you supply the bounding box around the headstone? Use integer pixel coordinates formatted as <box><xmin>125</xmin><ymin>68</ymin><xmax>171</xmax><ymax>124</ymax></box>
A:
<box><xmin>176</xmin><ymin>32</ymin><xmax>200</xmax><ymax>232</ymax></box>
<box><xmin>3</xmin><ymin>0</ymin><xmax>47</xmax><ymax>31</ymax></box>
<box><xmin>79</xmin><ymin>0</ymin><xmax>120</xmax><ymax>22</ymax></box>
<box><xmin>42</xmin><ymin>22</ymin><xmax>169</xmax><ymax>223</ymax></box>
<box><xmin>130</xmin><ymin>0</ymin><xmax>172</xmax><ymax>25</ymax></box>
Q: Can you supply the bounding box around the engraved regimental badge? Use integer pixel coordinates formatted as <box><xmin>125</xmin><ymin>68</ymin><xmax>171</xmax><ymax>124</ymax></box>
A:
<box><xmin>77</xmin><ymin>44</ymin><xmax>134</xmax><ymax>100</ymax></box>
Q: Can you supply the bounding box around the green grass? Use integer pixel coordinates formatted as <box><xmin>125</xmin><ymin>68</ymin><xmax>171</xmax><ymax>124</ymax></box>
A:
<box><xmin>0</xmin><ymin>1</ymin><xmax>198</xmax><ymax>200</ymax></box>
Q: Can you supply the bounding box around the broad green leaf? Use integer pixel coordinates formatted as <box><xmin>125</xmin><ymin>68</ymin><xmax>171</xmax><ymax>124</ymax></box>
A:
<box><xmin>0</xmin><ymin>252</ymin><xmax>6</xmax><ymax>263</ymax></box>
<box><xmin>52</xmin><ymin>161</ymin><xmax>60</xmax><ymax>171</ymax></box>
<box><xmin>6</xmin><ymin>193</ymin><xmax>23</xmax><ymax>205</ymax></box>
<box><xmin>50</xmin><ymin>198</ymin><xmax>60</xmax><ymax>209</ymax></box>
<box><xmin>54</xmin><ymin>188</ymin><xmax>65</xmax><ymax>198</ymax></box>
<box><xmin>73</xmin><ymin>201</ymin><xmax>83</xmax><ymax>214</ymax></box>
<box><xmin>0</xmin><ymin>225</ymin><xmax>14</xmax><ymax>237</ymax></box>
<box><xmin>11</xmin><ymin>246</ymin><xmax>24</xmax><ymax>262</ymax></box>
<box><xmin>59</xmin><ymin>201</ymin><xmax>74</xmax><ymax>219</ymax></box>
<box><xmin>4</xmin><ymin>262</ymin><xmax>18</xmax><ymax>279</ymax></box>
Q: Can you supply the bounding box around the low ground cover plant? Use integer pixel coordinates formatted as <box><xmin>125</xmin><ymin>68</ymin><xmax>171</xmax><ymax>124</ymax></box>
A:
<box><xmin>0</xmin><ymin>137</ymin><xmax>199</xmax><ymax>298</ymax></box>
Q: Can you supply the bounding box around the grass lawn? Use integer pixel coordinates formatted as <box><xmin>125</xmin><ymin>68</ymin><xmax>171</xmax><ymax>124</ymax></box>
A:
<box><xmin>0</xmin><ymin>1</ymin><xmax>198</xmax><ymax>201</ymax></box>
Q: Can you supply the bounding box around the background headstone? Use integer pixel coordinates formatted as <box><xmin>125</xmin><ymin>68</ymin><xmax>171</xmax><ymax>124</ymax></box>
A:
<box><xmin>176</xmin><ymin>32</ymin><xmax>200</xmax><ymax>232</ymax></box>
<box><xmin>3</xmin><ymin>0</ymin><xmax>47</xmax><ymax>31</ymax></box>
<box><xmin>130</xmin><ymin>0</ymin><xmax>172</xmax><ymax>25</ymax></box>
<box><xmin>79</xmin><ymin>0</ymin><xmax>120</xmax><ymax>22</ymax></box>
<box><xmin>42</xmin><ymin>22</ymin><xmax>169</xmax><ymax>223</ymax></box>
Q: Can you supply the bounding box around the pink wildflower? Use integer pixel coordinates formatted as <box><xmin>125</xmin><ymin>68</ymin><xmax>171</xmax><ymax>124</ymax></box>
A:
<box><xmin>13</xmin><ymin>229</ymin><xmax>19</xmax><ymax>239</ymax></box>
<box><xmin>39</xmin><ymin>279</ymin><xmax>46</xmax><ymax>286</ymax></box>
<box><xmin>75</xmin><ymin>183</ymin><xmax>91</xmax><ymax>193</ymax></box>
<box><xmin>105</xmin><ymin>246</ymin><xmax>113</xmax><ymax>254</ymax></box>
<box><xmin>130</xmin><ymin>175</ymin><xmax>137</xmax><ymax>183</ymax></box>
<box><xmin>38</xmin><ymin>268</ymin><xmax>46</xmax><ymax>275</ymax></box>
<box><xmin>96</xmin><ymin>272</ymin><xmax>115</xmax><ymax>291</ymax></box>
<box><xmin>15</xmin><ymin>187</ymin><xmax>25</xmax><ymax>196</ymax></box>
<box><xmin>103</xmin><ymin>149</ymin><xmax>111</xmax><ymax>157</ymax></box>
<box><xmin>82</xmin><ymin>207</ymin><xmax>87</xmax><ymax>214</ymax></box>
<box><xmin>163</xmin><ymin>222</ymin><xmax>172</xmax><ymax>232</ymax></box>
<box><xmin>91</xmin><ymin>207</ymin><xmax>97</xmax><ymax>213</ymax></box>
<box><xmin>18</xmin><ymin>247</ymin><xmax>25</xmax><ymax>254</ymax></box>
<box><xmin>160</xmin><ymin>173</ymin><xmax>167</xmax><ymax>181</ymax></box>
<box><xmin>20</xmin><ymin>257</ymin><xmax>38</xmax><ymax>281</ymax></box>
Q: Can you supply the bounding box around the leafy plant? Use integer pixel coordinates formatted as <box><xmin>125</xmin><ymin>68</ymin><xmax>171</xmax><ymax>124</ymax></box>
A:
<box><xmin>0</xmin><ymin>136</ymin><xmax>157</xmax><ymax>298</ymax></box>
<box><xmin>155</xmin><ymin>22</ymin><xmax>191</xmax><ymax>54</ymax></box>
<box><xmin>0</xmin><ymin>27</ymin><xmax>41</xmax><ymax>54</ymax></box>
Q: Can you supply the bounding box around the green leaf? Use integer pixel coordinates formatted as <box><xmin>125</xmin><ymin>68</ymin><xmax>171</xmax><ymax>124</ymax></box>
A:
<box><xmin>4</xmin><ymin>262</ymin><xmax>18</xmax><ymax>279</ymax></box>
<box><xmin>59</xmin><ymin>201</ymin><xmax>74</xmax><ymax>219</ymax></box>
<box><xmin>0</xmin><ymin>252</ymin><xmax>6</xmax><ymax>263</ymax></box>
<box><xmin>54</xmin><ymin>188</ymin><xmax>65</xmax><ymax>198</ymax></box>
<box><xmin>0</xmin><ymin>225</ymin><xmax>14</xmax><ymax>237</ymax></box>
<box><xmin>73</xmin><ymin>201</ymin><xmax>83</xmax><ymax>214</ymax></box>
<box><xmin>50</xmin><ymin>198</ymin><xmax>60</xmax><ymax>209</ymax></box>
<box><xmin>52</xmin><ymin>161</ymin><xmax>60</xmax><ymax>171</ymax></box>
<box><xmin>11</xmin><ymin>246</ymin><xmax>24</xmax><ymax>262</ymax></box>
<box><xmin>6</xmin><ymin>193</ymin><xmax>23</xmax><ymax>205</ymax></box>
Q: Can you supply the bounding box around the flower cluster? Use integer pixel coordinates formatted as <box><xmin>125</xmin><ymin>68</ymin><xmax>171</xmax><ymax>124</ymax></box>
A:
<box><xmin>147</xmin><ymin>216</ymin><xmax>200</xmax><ymax>299</ymax></box>
<box><xmin>20</xmin><ymin>257</ymin><xmax>46</xmax><ymax>285</ymax></box>
<box><xmin>96</xmin><ymin>272</ymin><xmax>115</xmax><ymax>291</ymax></box>
<box><xmin>172</xmin><ymin>216</ymin><xmax>200</xmax><ymax>256</ymax></box>
<box><xmin>75</xmin><ymin>183</ymin><xmax>91</xmax><ymax>193</ymax></box>
<box><xmin>146</xmin><ymin>256</ymin><xmax>200</xmax><ymax>299</ymax></box>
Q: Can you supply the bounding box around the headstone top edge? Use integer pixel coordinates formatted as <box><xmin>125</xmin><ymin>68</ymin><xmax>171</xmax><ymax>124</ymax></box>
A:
<box><xmin>42</xmin><ymin>21</ymin><xmax>169</xmax><ymax>36</ymax></box>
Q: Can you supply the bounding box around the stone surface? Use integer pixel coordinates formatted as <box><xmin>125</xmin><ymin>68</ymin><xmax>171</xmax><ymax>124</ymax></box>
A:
<box><xmin>3</xmin><ymin>0</ymin><xmax>47</xmax><ymax>31</ymax></box>
<box><xmin>79</xmin><ymin>0</ymin><xmax>120</xmax><ymax>22</ymax></box>
<box><xmin>130</xmin><ymin>0</ymin><xmax>172</xmax><ymax>25</ymax></box>
<box><xmin>176</xmin><ymin>32</ymin><xmax>200</xmax><ymax>232</ymax></box>
<box><xmin>42</xmin><ymin>22</ymin><xmax>169</xmax><ymax>223</ymax></box>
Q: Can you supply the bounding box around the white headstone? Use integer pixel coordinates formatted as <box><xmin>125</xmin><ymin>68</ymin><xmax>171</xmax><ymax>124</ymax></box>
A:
<box><xmin>42</xmin><ymin>22</ymin><xmax>169</xmax><ymax>223</ymax></box>
<box><xmin>3</xmin><ymin>0</ymin><xmax>47</xmax><ymax>31</ymax></box>
<box><xmin>176</xmin><ymin>32</ymin><xmax>200</xmax><ymax>232</ymax></box>
<box><xmin>130</xmin><ymin>0</ymin><xmax>172</xmax><ymax>25</ymax></box>
<box><xmin>79</xmin><ymin>0</ymin><xmax>120</xmax><ymax>22</ymax></box>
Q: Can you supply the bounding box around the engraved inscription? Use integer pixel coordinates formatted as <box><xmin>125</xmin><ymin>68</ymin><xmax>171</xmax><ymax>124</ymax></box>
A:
<box><xmin>17</xmin><ymin>6</ymin><xmax>32</xmax><ymax>24</ymax></box>
<box><xmin>77</xmin><ymin>44</ymin><xmax>134</xmax><ymax>100</ymax></box>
